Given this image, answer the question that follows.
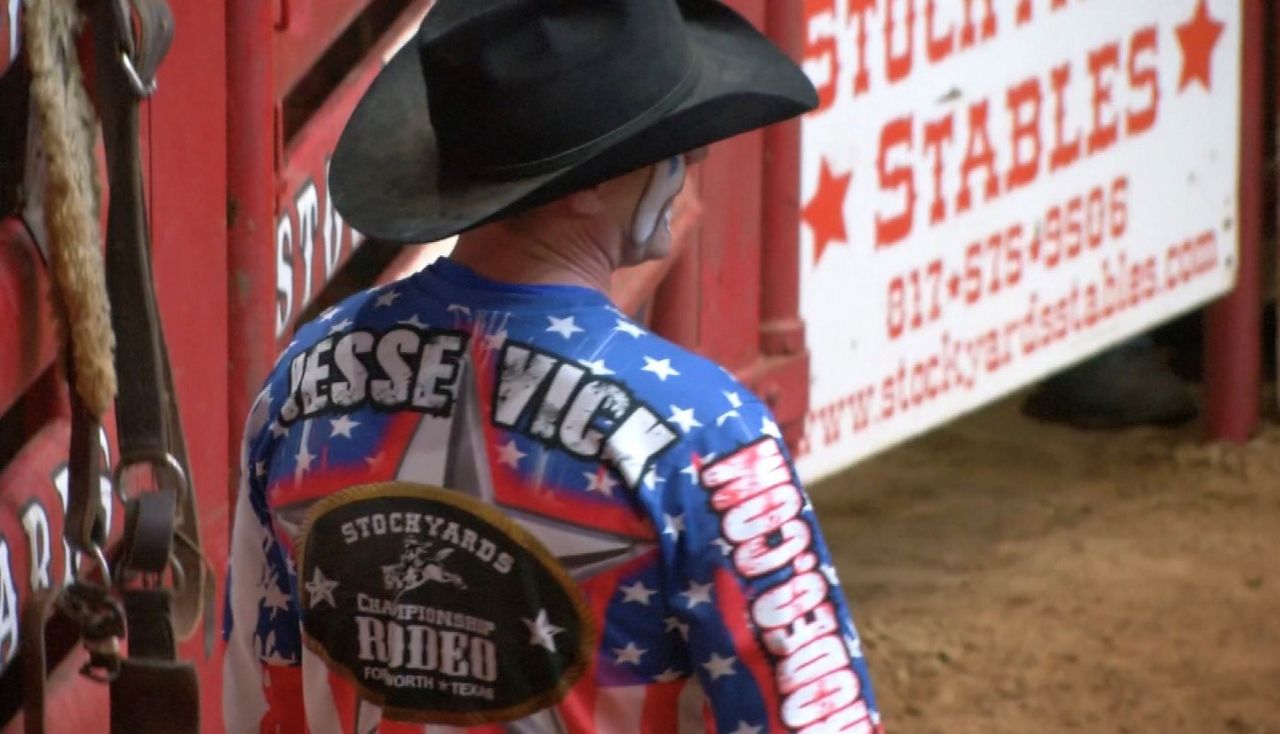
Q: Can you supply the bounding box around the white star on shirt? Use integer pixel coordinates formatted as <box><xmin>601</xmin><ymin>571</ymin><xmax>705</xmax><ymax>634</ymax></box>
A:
<box><xmin>664</xmin><ymin>616</ymin><xmax>690</xmax><ymax>640</ymax></box>
<box><xmin>702</xmin><ymin>652</ymin><xmax>738</xmax><ymax>680</ymax></box>
<box><xmin>579</xmin><ymin>358</ymin><xmax>614</xmax><ymax>375</ymax></box>
<box><xmin>642</xmin><ymin>468</ymin><xmax>665</xmax><ymax>492</ymax></box>
<box><xmin>261</xmin><ymin>578</ymin><xmax>291</xmax><ymax>614</ymax></box>
<box><xmin>546</xmin><ymin>315</ymin><xmax>583</xmax><ymax>339</ymax></box>
<box><xmin>667</xmin><ymin>405</ymin><xmax>703</xmax><ymax>434</ymax></box>
<box><xmin>400</xmin><ymin>314</ymin><xmax>429</xmax><ymax>329</ymax></box>
<box><xmin>613</xmin><ymin>642</ymin><xmax>646</xmax><ymax>666</ymax></box>
<box><xmin>653</xmin><ymin>668</ymin><xmax>684</xmax><ymax>683</ymax></box>
<box><xmin>845</xmin><ymin>633</ymin><xmax>864</xmax><ymax>659</ymax></box>
<box><xmin>329</xmin><ymin>415</ymin><xmax>359</xmax><ymax>438</ymax></box>
<box><xmin>761</xmin><ymin>416</ymin><xmax>782</xmax><ymax>438</ymax></box>
<box><xmin>522</xmin><ymin>609</ymin><xmax>564</xmax><ymax>652</ymax></box>
<box><xmin>662</xmin><ymin>512</ymin><xmax>684</xmax><ymax>538</ymax></box>
<box><xmin>724</xmin><ymin>391</ymin><xmax>744</xmax><ymax>409</ymax></box>
<box><xmin>328</xmin><ymin>318</ymin><xmax>354</xmax><ymax>335</ymax></box>
<box><xmin>642</xmin><ymin>356</ymin><xmax>680</xmax><ymax>381</ymax></box>
<box><xmin>374</xmin><ymin>289</ymin><xmax>400</xmax><ymax>307</ymax></box>
<box><xmin>497</xmin><ymin>440</ymin><xmax>526</xmax><ymax>469</ymax></box>
<box><xmin>820</xmin><ymin>563</ymin><xmax>841</xmax><ymax>587</ymax></box>
<box><xmin>619</xmin><ymin>580</ymin><xmax>656</xmax><ymax>605</ymax></box>
<box><xmin>296</xmin><ymin>442</ymin><xmax>315</xmax><ymax>474</ymax></box>
<box><xmin>269</xmin><ymin>421</ymin><xmax>289</xmax><ymax>439</ymax></box>
<box><xmin>319</xmin><ymin>307</ymin><xmax>339</xmax><ymax>322</ymax></box>
<box><xmin>614</xmin><ymin>319</ymin><xmax>646</xmax><ymax>337</ymax></box>
<box><xmin>305</xmin><ymin>567</ymin><xmax>338</xmax><ymax>608</ymax></box>
<box><xmin>583</xmin><ymin>470</ymin><xmax>618</xmax><ymax>497</ymax></box>
<box><xmin>729</xmin><ymin>722</ymin><xmax>762</xmax><ymax>734</ymax></box>
<box><xmin>680</xmin><ymin>457</ymin><xmax>702</xmax><ymax>481</ymax></box>
<box><xmin>681</xmin><ymin>580</ymin><xmax>713</xmax><ymax>608</ymax></box>
<box><xmin>712</xmin><ymin>537</ymin><xmax>734</xmax><ymax>556</ymax></box>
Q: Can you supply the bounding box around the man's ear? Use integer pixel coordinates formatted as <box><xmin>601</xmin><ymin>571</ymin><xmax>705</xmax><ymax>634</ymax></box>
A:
<box><xmin>566</xmin><ymin>186</ymin><xmax>607</xmax><ymax>216</ymax></box>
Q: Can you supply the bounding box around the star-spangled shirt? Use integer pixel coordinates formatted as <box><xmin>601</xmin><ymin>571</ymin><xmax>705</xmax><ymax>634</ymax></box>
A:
<box><xmin>224</xmin><ymin>259</ymin><xmax>880</xmax><ymax>733</ymax></box>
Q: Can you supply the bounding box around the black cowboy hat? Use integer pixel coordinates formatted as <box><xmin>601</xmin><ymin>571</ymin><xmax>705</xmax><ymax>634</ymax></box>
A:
<box><xmin>331</xmin><ymin>0</ymin><xmax>819</xmax><ymax>244</ymax></box>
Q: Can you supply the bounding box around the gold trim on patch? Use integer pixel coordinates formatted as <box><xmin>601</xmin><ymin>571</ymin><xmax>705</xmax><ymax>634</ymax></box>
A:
<box><xmin>295</xmin><ymin>480</ymin><xmax>598</xmax><ymax>726</ymax></box>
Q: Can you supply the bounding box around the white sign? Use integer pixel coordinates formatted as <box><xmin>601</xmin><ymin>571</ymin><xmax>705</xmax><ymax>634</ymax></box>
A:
<box><xmin>796</xmin><ymin>0</ymin><xmax>1241</xmax><ymax>481</ymax></box>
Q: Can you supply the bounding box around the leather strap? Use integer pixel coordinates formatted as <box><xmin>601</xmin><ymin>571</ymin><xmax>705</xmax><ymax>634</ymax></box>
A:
<box><xmin>87</xmin><ymin>0</ymin><xmax>207</xmax><ymax>643</ymax></box>
<box><xmin>91</xmin><ymin>0</ymin><xmax>174</xmax><ymax>465</ymax></box>
<box><xmin>20</xmin><ymin>590</ymin><xmax>59</xmax><ymax>734</ymax></box>
<box><xmin>109</xmin><ymin>659</ymin><xmax>199</xmax><ymax>734</ymax></box>
<box><xmin>89</xmin><ymin>0</ymin><xmax>202</xmax><ymax>728</ymax></box>
<box><xmin>87</xmin><ymin>11</ymin><xmax>209</xmax><ymax>734</ymax></box>
<box><xmin>113</xmin><ymin>577</ymin><xmax>198</xmax><ymax>734</ymax></box>
<box><xmin>118</xmin><ymin>493</ymin><xmax>176</xmax><ymax>576</ymax></box>
<box><xmin>159</xmin><ymin>356</ymin><xmax>209</xmax><ymax>644</ymax></box>
<box><xmin>64</xmin><ymin>386</ymin><xmax>106</xmax><ymax>555</ymax></box>
<box><xmin>122</xmin><ymin>589</ymin><xmax>174</xmax><ymax>659</ymax></box>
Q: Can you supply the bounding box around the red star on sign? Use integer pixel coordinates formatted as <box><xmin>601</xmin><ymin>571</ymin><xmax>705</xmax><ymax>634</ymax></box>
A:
<box><xmin>1175</xmin><ymin>0</ymin><xmax>1224</xmax><ymax>92</ymax></box>
<box><xmin>803</xmin><ymin>159</ymin><xmax>852</xmax><ymax>266</ymax></box>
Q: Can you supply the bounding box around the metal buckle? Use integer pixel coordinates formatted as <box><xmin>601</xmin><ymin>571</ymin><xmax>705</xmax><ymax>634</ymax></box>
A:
<box><xmin>72</xmin><ymin>542</ymin><xmax>112</xmax><ymax>588</ymax></box>
<box><xmin>113</xmin><ymin>452</ymin><xmax>188</xmax><ymax>508</ymax></box>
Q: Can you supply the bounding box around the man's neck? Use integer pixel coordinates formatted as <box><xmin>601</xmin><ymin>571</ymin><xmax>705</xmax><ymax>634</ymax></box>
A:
<box><xmin>449</xmin><ymin>218</ymin><xmax>618</xmax><ymax>293</ymax></box>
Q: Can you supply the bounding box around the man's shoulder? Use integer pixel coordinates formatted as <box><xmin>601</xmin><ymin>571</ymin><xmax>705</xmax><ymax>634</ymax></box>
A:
<box><xmin>595</xmin><ymin>323</ymin><xmax>759</xmax><ymax>419</ymax></box>
<box><xmin>292</xmin><ymin>281</ymin><xmax>429</xmax><ymax>343</ymax></box>
<box><xmin>256</xmin><ymin>281</ymin><xmax>433</xmax><ymax>406</ymax></box>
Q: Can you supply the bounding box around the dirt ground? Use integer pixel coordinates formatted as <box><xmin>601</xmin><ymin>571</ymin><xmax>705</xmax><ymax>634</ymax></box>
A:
<box><xmin>813</xmin><ymin>391</ymin><xmax>1280</xmax><ymax>734</ymax></box>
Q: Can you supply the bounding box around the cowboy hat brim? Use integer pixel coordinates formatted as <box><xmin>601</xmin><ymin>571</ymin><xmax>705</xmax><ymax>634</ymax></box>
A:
<box><xmin>331</xmin><ymin>0</ymin><xmax>819</xmax><ymax>244</ymax></box>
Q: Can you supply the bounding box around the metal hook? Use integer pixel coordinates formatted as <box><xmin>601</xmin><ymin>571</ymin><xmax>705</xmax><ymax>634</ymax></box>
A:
<box><xmin>119</xmin><ymin>50</ymin><xmax>159</xmax><ymax>97</ymax></box>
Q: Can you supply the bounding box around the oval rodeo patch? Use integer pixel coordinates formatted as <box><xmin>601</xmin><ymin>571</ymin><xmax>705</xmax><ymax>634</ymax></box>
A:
<box><xmin>296</xmin><ymin>481</ymin><xmax>595</xmax><ymax>725</ymax></box>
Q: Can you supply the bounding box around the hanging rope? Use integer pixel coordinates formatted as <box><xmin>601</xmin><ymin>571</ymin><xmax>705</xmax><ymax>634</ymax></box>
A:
<box><xmin>24</xmin><ymin>0</ymin><xmax>116</xmax><ymax>417</ymax></box>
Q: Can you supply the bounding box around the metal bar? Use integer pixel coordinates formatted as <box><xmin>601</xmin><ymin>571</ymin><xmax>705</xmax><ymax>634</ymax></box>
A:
<box><xmin>273</xmin><ymin>0</ymin><xmax>431</xmax><ymax>341</ymax></box>
<box><xmin>275</xmin><ymin>0</ymin><xmax>378</xmax><ymax>95</ymax></box>
<box><xmin>1203</xmin><ymin>0</ymin><xmax>1264</xmax><ymax>442</ymax></box>
<box><xmin>1274</xmin><ymin>0</ymin><xmax>1280</xmax><ymax>415</ymax></box>
<box><xmin>759</xmin><ymin>0</ymin><xmax>806</xmax><ymax>359</ymax></box>
<box><xmin>226</xmin><ymin>0</ymin><xmax>279</xmax><ymax>507</ymax></box>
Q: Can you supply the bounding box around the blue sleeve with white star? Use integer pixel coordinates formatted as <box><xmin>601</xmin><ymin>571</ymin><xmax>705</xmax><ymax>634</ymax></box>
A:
<box><xmin>223</xmin><ymin>373</ymin><xmax>308</xmax><ymax>726</ymax></box>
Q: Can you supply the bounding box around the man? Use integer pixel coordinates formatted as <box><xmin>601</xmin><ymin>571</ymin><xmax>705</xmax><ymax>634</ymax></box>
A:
<box><xmin>224</xmin><ymin>0</ymin><xmax>880</xmax><ymax>731</ymax></box>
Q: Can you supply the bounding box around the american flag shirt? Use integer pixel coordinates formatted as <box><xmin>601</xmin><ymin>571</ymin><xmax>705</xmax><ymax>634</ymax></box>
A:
<box><xmin>224</xmin><ymin>259</ymin><xmax>880</xmax><ymax>733</ymax></box>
